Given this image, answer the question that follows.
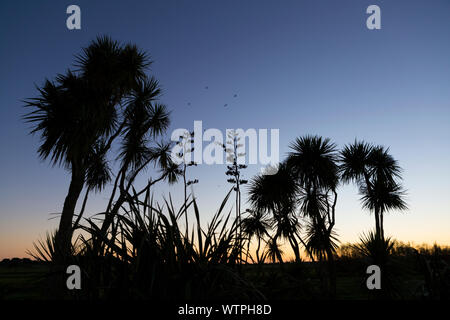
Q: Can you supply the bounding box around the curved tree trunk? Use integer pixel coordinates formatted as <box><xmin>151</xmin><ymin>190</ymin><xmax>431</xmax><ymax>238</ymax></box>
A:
<box><xmin>256</xmin><ymin>236</ymin><xmax>261</xmax><ymax>264</ymax></box>
<box><xmin>273</xmin><ymin>234</ymin><xmax>283</xmax><ymax>264</ymax></box>
<box><xmin>100</xmin><ymin>192</ymin><xmax>125</xmax><ymax>237</ymax></box>
<box><xmin>288</xmin><ymin>235</ymin><xmax>301</xmax><ymax>262</ymax></box>
<box><xmin>99</xmin><ymin>170</ymin><xmax>168</xmax><ymax>242</ymax></box>
<box><xmin>100</xmin><ymin>165</ymin><xmax>129</xmax><ymax>238</ymax></box>
<box><xmin>56</xmin><ymin>162</ymin><xmax>85</xmax><ymax>258</ymax></box>
<box><xmin>245</xmin><ymin>238</ymin><xmax>251</xmax><ymax>264</ymax></box>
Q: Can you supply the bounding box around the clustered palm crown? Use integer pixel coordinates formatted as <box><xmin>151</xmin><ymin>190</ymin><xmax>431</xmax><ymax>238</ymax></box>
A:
<box><xmin>24</xmin><ymin>36</ymin><xmax>177</xmax><ymax>252</ymax></box>
<box><xmin>339</xmin><ymin>140</ymin><xmax>408</xmax><ymax>240</ymax></box>
<box><xmin>246</xmin><ymin>134</ymin><xmax>407</xmax><ymax>269</ymax></box>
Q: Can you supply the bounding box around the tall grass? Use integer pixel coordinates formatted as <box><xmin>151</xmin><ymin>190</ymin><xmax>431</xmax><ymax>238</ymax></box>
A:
<box><xmin>29</xmin><ymin>187</ymin><xmax>264</xmax><ymax>300</ymax></box>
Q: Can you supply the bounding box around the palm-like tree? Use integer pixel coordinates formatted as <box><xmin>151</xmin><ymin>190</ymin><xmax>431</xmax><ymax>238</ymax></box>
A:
<box><xmin>287</xmin><ymin>135</ymin><xmax>339</xmax><ymax>295</ymax></box>
<box><xmin>241</xmin><ymin>209</ymin><xmax>270</xmax><ymax>263</ymax></box>
<box><xmin>360</xmin><ymin>177</ymin><xmax>407</xmax><ymax>240</ymax></box>
<box><xmin>340</xmin><ymin>141</ymin><xmax>407</xmax><ymax>240</ymax></box>
<box><xmin>24</xmin><ymin>36</ymin><xmax>164</xmax><ymax>255</ymax></box>
<box><xmin>263</xmin><ymin>237</ymin><xmax>284</xmax><ymax>264</ymax></box>
<box><xmin>247</xmin><ymin>162</ymin><xmax>301</xmax><ymax>262</ymax></box>
<box><xmin>287</xmin><ymin>135</ymin><xmax>339</xmax><ymax>250</ymax></box>
<box><xmin>287</xmin><ymin>136</ymin><xmax>339</xmax><ymax>190</ymax></box>
<box><xmin>304</xmin><ymin>218</ymin><xmax>339</xmax><ymax>262</ymax></box>
<box><xmin>271</xmin><ymin>211</ymin><xmax>303</xmax><ymax>262</ymax></box>
<box><xmin>100</xmin><ymin>91</ymin><xmax>181</xmax><ymax>237</ymax></box>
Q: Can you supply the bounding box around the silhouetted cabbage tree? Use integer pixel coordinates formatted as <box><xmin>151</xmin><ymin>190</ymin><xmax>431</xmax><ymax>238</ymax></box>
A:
<box><xmin>287</xmin><ymin>135</ymin><xmax>339</xmax><ymax>296</ymax></box>
<box><xmin>248</xmin><ymin>162</ymin><xmax>302</xmax><ymax>263</ymax></box>
<box><xmin>241</xmin><ymin>209</ymin><xmax>270</xmax><ymax>264</ymax></box>
<box><xmin>24</xmin><ymin>36</ymin><xmax>173</xmax><ymax>257</ymax></box>
<box><xmin>339</xmin><ymin>141</ymin><xmax>407</xmax><ymax>240</ymax></box>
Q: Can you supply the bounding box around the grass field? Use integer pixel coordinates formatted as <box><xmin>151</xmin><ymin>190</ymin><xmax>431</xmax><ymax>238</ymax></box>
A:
<box><xmin>0</xmin><ymin>257</ymin><xmax>430</xmax><ymax>300</ymax></box>
<box><xmin>0</xmin><ymin>262</ymin><xmax>50</xmax><ymax>300</ymax></box>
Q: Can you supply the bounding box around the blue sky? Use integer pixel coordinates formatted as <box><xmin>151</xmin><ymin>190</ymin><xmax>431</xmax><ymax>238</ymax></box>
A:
<box><xmin>1</xmin><ymin>0</ymin><xmax>449</xmax><ymax>258</ymax></box>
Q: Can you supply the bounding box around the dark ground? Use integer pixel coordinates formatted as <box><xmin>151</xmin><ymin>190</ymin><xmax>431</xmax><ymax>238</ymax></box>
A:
<box><xmin>0</xmin><ymin>256</ymin><xmax>435</xmax><ymax>300</ymax></box>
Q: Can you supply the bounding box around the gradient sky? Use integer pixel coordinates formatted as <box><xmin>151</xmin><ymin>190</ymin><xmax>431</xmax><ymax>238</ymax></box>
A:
<box><xmin>1</xmin><ymin>0</ymin><xmax>449</xmax><ymax>259</ymax></box>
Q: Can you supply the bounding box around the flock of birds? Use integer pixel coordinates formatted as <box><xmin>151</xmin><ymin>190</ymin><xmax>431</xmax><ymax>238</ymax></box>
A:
<box><xmin>185</xmin><ymin>86</ymin><xmax>241</xmax><ymax>190</ymax></box>
<box><xmin>186</xmin><ymin>86</ymin><xmax>238</xmax><ymax>108</ymax></box>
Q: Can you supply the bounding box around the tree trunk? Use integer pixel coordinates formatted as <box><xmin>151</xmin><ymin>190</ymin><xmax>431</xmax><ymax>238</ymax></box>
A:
<box><xmin>288</xmin><ymin>235</ymin><xmax>301</xmax><ymax>262</ymax></box>
<box><xmin>256</xmin><ymin>236</ymin><xmax>261</xmax><ymax>264</ymax></box>
<box><xmin>100</xmin><ymin>170</ymin><xmax>168</xmax><ymax>241</ymax></box>
<box><xmin>374</xmin><ymin>206</ymin><xmax>381</xmax><ymax>240</ymax></box>
<box><xmin>72</xmin><ymin>188</ymin><xmax>89</xmax><ymax>230</ymax></box>
<box><xmin>100</xmin><ymin>192</ymin><xmax>125</xmax><ymax>236</ymax></box>
<box><xmin>273</xmin><ymin>235</ymin><xmax>283</xmax><ymax>264</ymax></box>
<box><xmin>246</xmin><ymin>240</ymin><xmax>251</xmax><ymax>264</ymax></box>
<box><xmin>363</xmin><ymin>173</ymin><xmax>381</xmax><ymax>240</ymax></box>
<box><xmin>100</xmin><ymin>165</ymin><xmax>129</xmax><ymax>238</ymax></box>
<box><xmin>56</xmin><ymin>163</ymin><xmax>85</xmax><ymax>257</ymax></box>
